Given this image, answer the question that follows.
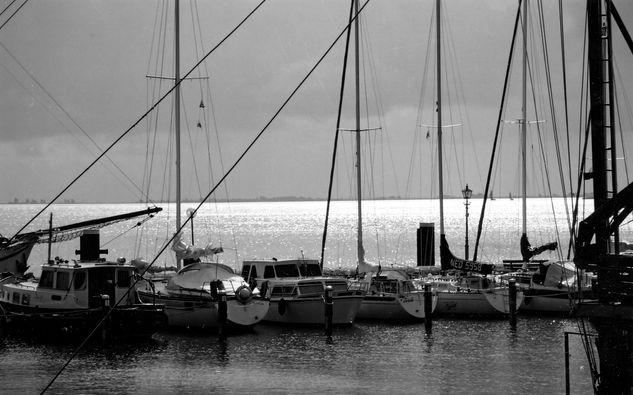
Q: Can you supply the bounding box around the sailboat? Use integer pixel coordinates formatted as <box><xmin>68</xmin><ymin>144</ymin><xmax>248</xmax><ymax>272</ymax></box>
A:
<box><xmin>328</xmin><ymin>0</ymin><xmax>436</xmax><ymax>322</ymax></box>
<box><xmin>135</xmin><ymin>0</ymin><xmax>268</xmax><ymax>330</ymax></box>
<box><xmin>492</xmin><ymin>0</ymin><xmax>593</xmax><ymax>314</ymax></box>
<box><xmin>426</xmin><ymin>0</ymin><xmax>523</xmax><ymax>316</ymax></box>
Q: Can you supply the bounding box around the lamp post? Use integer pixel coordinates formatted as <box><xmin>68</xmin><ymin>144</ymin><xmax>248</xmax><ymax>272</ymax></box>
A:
<box><xmin>462</xmin><ymin>184</ymin><xmax>472</xmax><ymax>260</ymax></box>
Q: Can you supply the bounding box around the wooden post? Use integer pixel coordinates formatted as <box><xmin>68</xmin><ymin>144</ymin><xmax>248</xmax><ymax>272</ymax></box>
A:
<box><xmin>218</xmin><ymin>290</ymin><xmax>227</xmax><ymax>339</ymax></box>
<box><xmin>424</xmin><ymin>283</ymin><xmax>433</xmax><ymax>334</ymax></box>
<box><xmin>564</xmin><ymin>332</ymin><xmax>570</xmax><ymax>395</ymax></box>
<box><xmin>101</xmin><ymin>294</ymin><xmax>110</xmax><ymax>343</ymax></box>
<box><xmin>508</xmin><ymin>279</ymin><xmax>517</xmax><ymax>327</ymax></box>
<box><xmin>324</xmin><ymin>286</ymin><xmax>333</xmax><ymax>336</ymax></box>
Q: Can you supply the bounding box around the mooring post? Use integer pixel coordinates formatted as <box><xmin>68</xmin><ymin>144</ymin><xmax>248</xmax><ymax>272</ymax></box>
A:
<box><xmin>101</xmin><ymin>294</ymin><xmax>111</xmax><ymax>343</ymax></box>
<box><xmin>508</xmin><ymin>279</ymin><xmax>517</xmax><ymax>327</ymax></box>
<box><xmin>218</xmin><ymin>290</ymin><xmax>227</xmax><ymax>339</ymax></box>
<box><xmin>424</xmin><ymin>283</ymin><xmax>433</xmax><ymax>334</ymax></box>
<box><xmin>324</xmin><ymin>285</ymin><xmax>333</xmax><ymax>336</ymax></box>
<box><xmin>564</xmin><ymin>332</ymin><xmax>570</xmax><ymax>395</ymax></box>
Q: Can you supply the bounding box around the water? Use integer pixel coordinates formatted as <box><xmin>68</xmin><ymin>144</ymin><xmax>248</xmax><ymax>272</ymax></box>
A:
<box><xmin>0</xmin><ymin>200</ymin><xmax>603</xmax><ymax>394</ymax></box>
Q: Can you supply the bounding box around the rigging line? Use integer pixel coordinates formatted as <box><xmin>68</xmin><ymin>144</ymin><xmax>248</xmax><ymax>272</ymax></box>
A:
<box><xmin>321</xmin><ymin>0</ymin><xmax>356</xmax><ymax>268</ymax></box>
<box><xmin>558</xmin><ymin>0</ymin><xmax>574</xmax><ymax>209</ymax></box>
<box><xmin>0</xmin><ymin>0</ymin><xmax>28</xmax><ymax>32</ymax></box>
<box><xmin>0</xmin><ymin>41</ymin><xmax>154</xmax><ymax>204</ymax></box>
<box><xmin>535</xmin><ymin>0</ymin><xmax>570</xmax><ymax>254</ymax></box>
<box><xmin>0</xmin><ymin>0</ymin><xmax>19</xmax><ymax>19</ymax></box>
<box><xmin>14</xmin><ymin>0</ymin><xmax>268</xmax><ymax>243</ymax></box>
<box><xmin>48</xmin><ymin>9</ymin><xmax>375</xmax><ymax>390</ymax></box>
<box><xmin>473</xmin><ymin>0</ymin><xmax>522</xmax><ymax>261</ymax></box>
<box><xmin>613</xmin><ymin>63</ymin><xmax>631</xmax><ymax>183</ymax></box>
<box><xmin>568</xmin><ymin>110</ymin><xmax>592</xmax><ymax>260</ymax></box>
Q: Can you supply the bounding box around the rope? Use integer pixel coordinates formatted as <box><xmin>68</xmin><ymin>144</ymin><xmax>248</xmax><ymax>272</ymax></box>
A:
<box><xmin>0</xmin><ymin>0</ymin><xmax>28</xmax><ymax>32</ymax></box>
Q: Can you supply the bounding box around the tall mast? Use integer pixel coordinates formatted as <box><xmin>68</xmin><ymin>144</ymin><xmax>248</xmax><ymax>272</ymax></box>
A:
<box><xmin>521</xmin><ymin>0</ymin><xmax>527</xmax><ymax>236</ymax></box>
<box><xmin>175</xmin><ymin>0</ymin><xmax>182</xmax><ymax>270</ymax></box>
<box><xmin>437</xmin><ymin>0</ymin><xmax>444</xmax><ymax>239</ymax></box>
<box><xmin>354</xmin><ymin>0</ymin><xmax>365</xmax><ymax>266</ymax></box>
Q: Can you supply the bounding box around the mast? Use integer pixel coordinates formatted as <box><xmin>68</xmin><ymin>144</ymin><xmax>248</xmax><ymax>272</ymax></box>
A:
<box><xmin>437</xmin><ymin>0</ymin><xmax>445</xmax><ymax>248</ymax></box>
<box><xmin>354</xmin><ymin>0</ymin><xmax>365</xmax><ymax>266</ymax></box>
<box><xmin>174</xmin><ymin>0</ymin><xmax>182</xmax><ymax>270</ymax></box>
<box><xmin>521</xmin><ymin>0</ymin><xmax>528</xmax><ymax>237</ymax></box>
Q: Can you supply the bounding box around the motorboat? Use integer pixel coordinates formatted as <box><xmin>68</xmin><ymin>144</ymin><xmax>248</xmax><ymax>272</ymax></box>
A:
<box><xmin>241</xmin><ymin>258</ymin><xmax>364</xmax><ymax>325</ymax></box>
<box><xmin>0</xmin><ymin>229</ymin><xmax>166</xmax><ymax>342</ymax></box>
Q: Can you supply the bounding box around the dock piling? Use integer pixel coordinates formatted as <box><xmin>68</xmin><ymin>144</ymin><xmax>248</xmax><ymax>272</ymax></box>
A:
<box><xmin>324</xmin><ymin>285</ymin><xmax>333</xmax><ymax>336</ymax></box>
<box><xmin>218</xmin><ymin>290</ymin><xmax>227</xmax><ymax>339</ymax></box>
<box><xmin>424</xmin><ymin>283</ymin><xmax>433</xmax><ymax>334</ymax></box>
<box><xmin>508</xmin><ymin>279</ymin><xmax>517</xmax><ymax>327</ymax></box>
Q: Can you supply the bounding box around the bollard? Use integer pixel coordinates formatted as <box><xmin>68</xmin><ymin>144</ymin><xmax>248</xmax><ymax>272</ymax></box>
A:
<box><xmin>508</xmin><ymin>279</ymin><xmax>517</xmax><ymax>327</ymax></box>
<box><xmin>424</xmin><ymin>283</ymin><xmax>433</xmax><ymax>334</ymax></box>
<box><xmin>218</xmin><ymin>290</ymin><xmax>227</xmax><ymax>339</ymax></box>
<box><xmin>324</xmin><ymin>286</ymin><xmax>333</xmax><ymax>337</ymax></box>
<box><xmin>101</xmin><ymin>294</ymin><xmax>111</xmax><ymax>343</ymax></box>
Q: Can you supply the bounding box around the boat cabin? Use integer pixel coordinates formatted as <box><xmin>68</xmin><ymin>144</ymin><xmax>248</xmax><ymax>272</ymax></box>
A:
<box><xmin>241</xmin><ymin>259</ymin><xmax>356</xmax><ymax>299</ymax></box>
<box><xmin>0</xmin><ymin>259</ymin><xmax>139</xmax><ymax>311</ymax></box>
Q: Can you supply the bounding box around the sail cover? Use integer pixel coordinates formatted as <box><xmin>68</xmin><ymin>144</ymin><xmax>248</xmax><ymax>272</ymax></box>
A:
<box><xmin>171</xmin><ymin>232</ymin><xmax>223</xmax><ymax>260</ymax></box>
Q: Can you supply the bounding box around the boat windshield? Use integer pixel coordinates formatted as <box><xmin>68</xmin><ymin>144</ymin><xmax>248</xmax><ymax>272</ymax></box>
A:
<box><xmin>274</xmin><ymin>264</ymin><xmax>300</xmax><ymax>278</ymax></box>
<box><xmin>299</xmin><ymin>263</ymin><xmax>321</xmax><ymax>277</ymax></box>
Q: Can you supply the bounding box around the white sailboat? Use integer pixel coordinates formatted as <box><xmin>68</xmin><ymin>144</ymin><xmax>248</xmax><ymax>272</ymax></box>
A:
<box><xmin>341</xmin><ymin>0</ymin><xmax>435</xmax><ymax>321</ymax></box>
<box><xmin>427</xmin><ymin>0</ymin><xmax>523</xmax><ymax>316</ymax></box>
<box><xmin>496</xmin><ymin>0</ymin><xmax>593</xmax><ymax>314</ymax></box>
<box><xmin>135</xmin><ymin>0</ymin><xmax>268</xmax><ymax>330</ymax></box>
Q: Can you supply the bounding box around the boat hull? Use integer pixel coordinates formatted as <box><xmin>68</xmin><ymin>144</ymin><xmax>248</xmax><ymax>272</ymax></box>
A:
<box><xmin>357</xmin><ymin>292</ymin><xmax>437</xmax><ymax>321</ymax></box>
<box><xmin>435</xmin><ymin>288</ymin><xmax>523</xmax><ymax>316</ymax></box>
<box><xmin>137</xmin><ymin>289</ymin><xmax>269</xmax><ymax>330</ymax></box>
<box><xmin>264</xmin><ymin>295</ymin><xmax>363</xmax><ymax>325</ymax></box>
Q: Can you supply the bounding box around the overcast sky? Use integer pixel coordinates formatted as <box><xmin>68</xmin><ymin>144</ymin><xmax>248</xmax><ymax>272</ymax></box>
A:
<box><xmin>1</xmin><ymin>0</ymin><xmax>632</xmax><ymax>203</ymax></box>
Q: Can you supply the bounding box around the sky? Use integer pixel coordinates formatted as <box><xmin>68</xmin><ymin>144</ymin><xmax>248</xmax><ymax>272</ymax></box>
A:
<box><xmin>1</xmin><ymin>0</ymin><xmax>633</xmax><ymax>204</ymax></box>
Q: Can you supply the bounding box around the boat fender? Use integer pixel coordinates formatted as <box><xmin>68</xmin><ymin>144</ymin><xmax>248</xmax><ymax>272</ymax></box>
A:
<box><xmin>235</xmin><ymin>285</ymin><xmax>252</xmax><ymax>304</ymax></box>
<box><xmin>278</xmin><ymin>298</ymin><xmax>286</xmax><ymax>316</ymax></box>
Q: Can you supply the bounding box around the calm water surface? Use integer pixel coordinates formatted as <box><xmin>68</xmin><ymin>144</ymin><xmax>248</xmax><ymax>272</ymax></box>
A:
<box><xmin>0</xmin><ymin>200</ymin><xmax>604</xmax><ymax>393</ymax></box>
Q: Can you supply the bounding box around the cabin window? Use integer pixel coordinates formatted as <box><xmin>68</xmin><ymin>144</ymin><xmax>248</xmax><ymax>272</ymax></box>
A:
<box><xmin>39</xmin><ymin>271</ymin><xmax>54</xmax><ymax>288</ymax></box>
<box><xmin>274</xmin><ymin>264</ymin><xmax>300</xmax><ymax>278</ymax></box>
<box><xmin>298</xmin><ymin>283</ymin><xmax>323</xmax><ymax>295</ymax></box>
<box><xmin>73</xmin><ymin>271</ymin><xmax>86</xmax><ymax>290</ymax></box>
<box><xmin>263</xmin><ymin>266</ymin><xmax>276</xmax><ymax>279</ymax></box>
<box><xmin>270</xmin><ymin>286</ymin><xmax>296</xmax><ymax>297</ymax></box>
<box><xmin>0</xmin><ymin>290</ymin><xmax>3</xmax><ymax>299</ymax></box>
<box><xmin>299</xmin><ymin>263</ymin><xmax>321</xmax><ymax>277</ymax></box>
<box><xmin>56</xmin><ymin>271</ymin><xmax>70</xmax><ymax>290</ymax></box>
<box><xmin>21</xmin><ymin>293</ymin><xmax>29</xmax><ymax>306</ymax></box>
<box><xmin>12</xmin><ymin>292</ymin><xmax>19</xmax><ymax>304</ymax></box>
<box><xmin>241</xmin><ymin>265</ymin><xmax>251</xmax><ymax>279</ymax></box>
<box><xmin>117</xmin><ymin>270</ymin><xmax>131</xmax><ymax>288</ymax></box>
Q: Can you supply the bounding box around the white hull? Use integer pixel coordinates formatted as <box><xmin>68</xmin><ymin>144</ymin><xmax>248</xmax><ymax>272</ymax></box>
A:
<box><xmin>264</xmin><ymin>296</ymin><xmax>362</xmax><ymax>325</ymax></box>
<box><xmin>435</xmin><ymin>288</ymin><xmax>523</xmax><ymax>316</ymax></box>
<box><xmin>357</xmin><ymin>292</ymin><xmax>437</xmax><ymax>320</ymax></box>
<box><xmin>137</xmin><ymin>290</ymin><xmax>269</xmax><ymax>329</ymax></box>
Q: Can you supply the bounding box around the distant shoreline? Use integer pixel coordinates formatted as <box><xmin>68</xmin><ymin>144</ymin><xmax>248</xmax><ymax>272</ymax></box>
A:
<box><xmin>5</xmin><ymin>193</ymin><xmax>585</xmax><ymax>205</ymax></box>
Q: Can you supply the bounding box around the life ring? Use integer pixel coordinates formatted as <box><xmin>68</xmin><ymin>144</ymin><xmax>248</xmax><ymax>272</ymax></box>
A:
<box><xmin>277</xmin><ymin>298</ymin><xmax>286</xmax><ymax>316</ymax></box>
<box><xmin>235</xmin><ymin>285</ymin><xmax>252</xmax><ymax>304</ymax></box>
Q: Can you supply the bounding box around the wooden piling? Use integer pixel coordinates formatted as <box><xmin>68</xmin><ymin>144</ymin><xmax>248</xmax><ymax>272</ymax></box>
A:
<box><xmin>101</xmin><ymin>294</ymin><xmax>110</xmax><ymax>343</ymax></box>
<box><xmin>218</xmin><ymin>290</ymin><xmax>227</xmax><ymax>339</ymax></box>
<box><xmin>324</xmin><ymin>285</ymin><xmax>333</xmax><ymax>336</ymax></box>
<box><xmin>424</xmin><ymin>283</ymin><xmax>433</xmax><ymax>334</ymax></box>
<box><xmin>508</xmin><ymin>279</ymin><xmax>517</xmax><ymax>327</ymax></box>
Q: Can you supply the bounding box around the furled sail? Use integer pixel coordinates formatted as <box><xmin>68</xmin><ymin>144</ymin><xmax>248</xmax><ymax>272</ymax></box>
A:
<box><xmin>171</xmin><ymin>232</ymin><xmax>223</xmax><ymax>260</ymax></box>
<box><xmin>520</xmin><ymin>234</ymin><xmax>557</xmax><ymax>262</ymax></box>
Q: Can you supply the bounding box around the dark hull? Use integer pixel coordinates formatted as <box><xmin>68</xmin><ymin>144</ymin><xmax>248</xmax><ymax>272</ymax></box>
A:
<box><xmin>0</xmin><ymin>302</ymin><xmax>166</xmax><ymax>343</ymax></box>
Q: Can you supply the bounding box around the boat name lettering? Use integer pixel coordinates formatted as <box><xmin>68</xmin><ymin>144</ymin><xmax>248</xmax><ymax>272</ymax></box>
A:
<box><xmin>450</xmin><ymin>258</ymin><xmax>482</xmax><ymax>273</ymax></box>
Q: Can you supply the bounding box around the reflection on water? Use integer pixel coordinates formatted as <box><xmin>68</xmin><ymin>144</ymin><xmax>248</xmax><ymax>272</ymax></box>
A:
<box><xmin>1</xmin><ymin>318</ymin><xmax>594</xmax><ymax>394</ymax></box>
